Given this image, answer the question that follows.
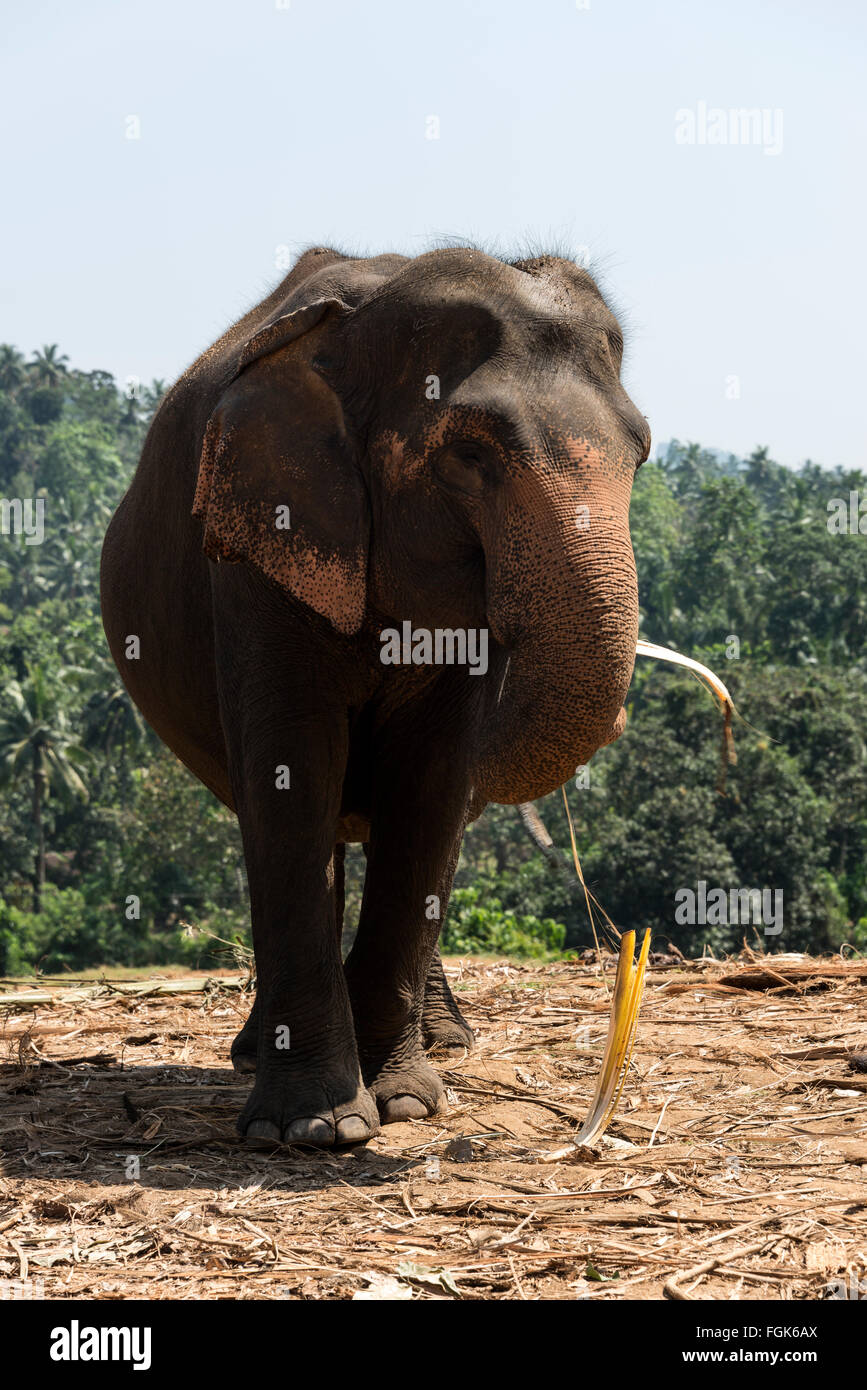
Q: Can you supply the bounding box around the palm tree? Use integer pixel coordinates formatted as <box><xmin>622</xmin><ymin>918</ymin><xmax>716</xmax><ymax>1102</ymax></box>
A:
<box><xmin>0</xmin><ymin>345</ymin><xmax>26</xmax><ymax>392</ymax></box>
<box><xmin>82</xmin><ymin>682</ymin><xmax>148</xmax><ymax>805</ymax></box>
<box><xmin>1</xmin><ymin>544</ymin><xmax>51</xmax><ymax>608</ymax></box>
<box><xmin>29</xmin><ymin>345</ymin><xmax>69</xmax><ymax>388</ymax></box>
<box><xmin>39</xmin><ymin>534</ymin><xmax>94</xmax><ymax>602</ymax></box>
<box><xmin>142</xmin><ymin>379</ymin><xmax>167</xmax><ymax>419</ymax></box>
<box><xmin>120</xmin><ymin>389</ymin><xmax>141</xmax><ymax>429</ymax></box>
<box><xmin>0</xmin><ymin>665</ymin><xmax>89</xmax><ymax>910</ymax></box>
<box><xmin>82</xmin><ymin>682</ymin><xmax>147</xmax><ymax>757</ymax></box>
<box><xmin>33</xmin><ymin>494</ymin><xmax>111</xmax><ymax>602</ymax></box>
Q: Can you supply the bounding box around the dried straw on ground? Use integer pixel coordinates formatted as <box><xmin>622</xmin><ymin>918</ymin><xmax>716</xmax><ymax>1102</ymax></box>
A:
<box><xmin>1</xmin><ymin>950</ymin><xmax>865</xmax><ymax>1301</ymax></box>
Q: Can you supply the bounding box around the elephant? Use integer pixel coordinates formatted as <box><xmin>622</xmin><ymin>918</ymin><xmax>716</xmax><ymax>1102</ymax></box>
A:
<box><xmin>100</xmin><ymin>244</ymin><xmax>650</xmax><ymax>1147</ymax></box>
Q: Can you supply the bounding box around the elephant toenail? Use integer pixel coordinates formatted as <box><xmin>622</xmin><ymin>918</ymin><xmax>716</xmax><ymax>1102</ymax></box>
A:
<box><xmin>284</xmin><ymin>1117</ymin><xmax>334</xmax><ymax>1145</ymax></box>
<box><xmin>382</xmin><ymin>1095</ymin><xmax>428</xmax><ymax>1122</ymax></box>
<box><xmin>335</xmin><ymin>1115</ymin><xmax>371</xmax><ymax>1144</ymax></box>
<box><xmin>245</xmin><ymin>1119</ymin><xmax>281</xmax><ymax>1141</ymax></box>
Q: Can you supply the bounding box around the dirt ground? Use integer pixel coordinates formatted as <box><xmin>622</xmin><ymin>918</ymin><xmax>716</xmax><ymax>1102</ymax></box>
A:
<box><xmin>1</xmin><ymin>951</ymin><xmax>866</xmax><ymax>1301</ymax></box>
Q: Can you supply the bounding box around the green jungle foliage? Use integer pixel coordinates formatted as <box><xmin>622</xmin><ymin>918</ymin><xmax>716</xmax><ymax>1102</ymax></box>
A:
<box><xmin>0</xmin><ymin>343</ymin><xmax>865</xmax><ymax>968</ymax></box>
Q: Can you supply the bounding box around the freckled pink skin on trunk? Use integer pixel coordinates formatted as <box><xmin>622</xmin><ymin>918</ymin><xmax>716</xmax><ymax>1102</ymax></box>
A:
<box><xmin>475</xmin><ymin>436</ymin><xmax>638</xmax><ymax>805</ymax></box>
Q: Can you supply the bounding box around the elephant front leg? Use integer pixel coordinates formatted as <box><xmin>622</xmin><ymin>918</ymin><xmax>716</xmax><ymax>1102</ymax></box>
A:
<box><xmin>213</xmin><ymin>591</ymin><xmax>378</xmax><ymax>1144</ymax></box>
<box><xmin>230</xmin><ymin>845</ymin><xmax>346</xmax><ymax>1076</ymax></box>
<box><xmin>354</xmin><ymin>838</ymin><xmax>475</xmax><ymax>1056</ymax></box>
<box><xmin>232</xmin><ymin>861</ymin><xmax>475</xmax><ymax>1073</ymax></box>
<box><xmin>343</xmin><ymin>737</ymin><xmax>471</xmax><ymax>1125</ymax></box>
<box><xmin>235</xmin><ymin>764</ymin><xmax>378</xmax><ymax>1144</ymax></box>
<box><xmin>235</xmin><ymin>776</ymin><xmax>377</xmax><ymax>1145</ymax></box>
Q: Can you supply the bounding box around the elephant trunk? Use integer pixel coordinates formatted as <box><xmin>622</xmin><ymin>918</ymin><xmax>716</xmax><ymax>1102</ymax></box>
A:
<box><xmin>474</xmin><ymin>473</ymin><xmax>638</xmax><ymax>805</ymax></box>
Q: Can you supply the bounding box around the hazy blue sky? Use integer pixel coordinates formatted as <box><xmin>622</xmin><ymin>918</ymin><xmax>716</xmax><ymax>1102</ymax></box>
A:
<box><xmin>2</xmin><ymin>0</ymin><xmax>863</xmax><ymax>467</ymax></box>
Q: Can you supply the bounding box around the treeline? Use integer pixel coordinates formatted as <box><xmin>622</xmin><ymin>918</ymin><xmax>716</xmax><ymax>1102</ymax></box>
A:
<box><xmin>456</xmin><ymin>446</ymin><xmax>867</xmax><ymax>956</ymax></box>
<box><xmin>0</xmin><ymin>344</ymin><xmax>865</xmax><ymax>969</ymax></box>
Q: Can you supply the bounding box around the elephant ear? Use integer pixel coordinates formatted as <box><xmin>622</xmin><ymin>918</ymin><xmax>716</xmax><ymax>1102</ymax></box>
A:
<box><xmin>192</xmin><ymin>298</ymin><xmax>369</xmax><ymax>636</ymax></box>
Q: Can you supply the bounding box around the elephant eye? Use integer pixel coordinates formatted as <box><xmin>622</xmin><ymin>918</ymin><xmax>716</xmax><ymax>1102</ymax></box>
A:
<box><xmin>434</xmin><ymin>443</ymin><xmax>488</xmax><ymax>497</ymax></box>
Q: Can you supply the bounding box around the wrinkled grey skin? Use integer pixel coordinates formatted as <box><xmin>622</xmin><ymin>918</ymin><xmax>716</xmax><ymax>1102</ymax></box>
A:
<box><xmin>101</xmin><ymin>245</ymin><xmax>648</xmax><ymax>1146</ymax></box>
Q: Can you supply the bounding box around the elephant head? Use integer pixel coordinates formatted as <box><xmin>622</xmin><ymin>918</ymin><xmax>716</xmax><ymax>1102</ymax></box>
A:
<box><xmin>192</xmin><ymin>246</ymin><xmax>650</xmax><ymax>804</ymax></box>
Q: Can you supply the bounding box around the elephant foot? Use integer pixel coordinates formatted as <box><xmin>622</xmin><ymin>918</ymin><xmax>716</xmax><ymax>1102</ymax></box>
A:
<box><xmin>422</xmin><ymin>951</ymin><xmax>476</xmax><ymax>1053</ymax></box>
<box><xmin>238</xmin><ymin>1068</ymin><xmax>380</xmax><ymax>1147</ymax></box>
<box><xmin>362</xmin><ymin>1045</ymin><xmax>445</xmax><ymax>1125</ymax></box>
<box><xmin>230</xmin><ymin>1019</ymin><xmax>257</xmax><ymax>1074</ymax></box>
<box><xmin>422</xmin><ymin>1010</ymin><xmax>476</xmax><ymax>1053</ymax></box>
<box><xmin>230</xmin><ymin>995</ymin><xmax>260</xmax><ymax>1073</ymax></box>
